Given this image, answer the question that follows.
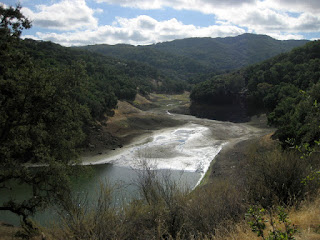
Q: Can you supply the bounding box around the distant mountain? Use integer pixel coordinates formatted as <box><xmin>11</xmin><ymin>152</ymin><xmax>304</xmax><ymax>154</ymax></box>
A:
<box><xmin>78</xmin><ymin>43</ymin><xmax>211</xmax><ymax>81</ymax></box>
<box><xmin>151</xmin><ymin>33</ymin><xmax>309</xmax><ymax>70</ymax></box>
<box><xmin>78</xmin><ymin>34</ymin><xmax>309</xmax><ymax>81</ymax></box>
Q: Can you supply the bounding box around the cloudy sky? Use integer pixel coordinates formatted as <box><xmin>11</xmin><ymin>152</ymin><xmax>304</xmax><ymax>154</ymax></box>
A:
<box><xmin>2</xmin><ymin>0</ymin><xmax>320</xmax><ymax>46</ymax></box>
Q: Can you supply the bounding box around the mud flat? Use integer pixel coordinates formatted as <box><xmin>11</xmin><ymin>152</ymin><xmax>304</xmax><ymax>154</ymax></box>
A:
<box><xmin>82</xmin><ymin>105</ymin><xmax>272</xmax><ymax>188</ymax></box>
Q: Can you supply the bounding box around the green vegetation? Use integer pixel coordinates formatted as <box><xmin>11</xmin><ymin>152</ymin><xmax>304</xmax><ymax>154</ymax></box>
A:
<box><xmin>191</xmin><ymin>40</ymin><xmax>320</xmax><ymax>146</ymax></box>
<box><xmin>79</xmin><ymin>34</ymin><xmax>308</xmax><ymax>85</ymax></box>
<box><xmin>0</xmin><ymin>4</ymin><xmax>94</xmax><ymax>231</ymax></box>
<box><xmin>246</xmin><ymin>206</ymin><xmax>297</xmax><ymax>240</ymax></box>
<box><xmin>79</xmin><ymin>43</ymin><xmax>211</xmax><ymax>85</ymax></box>
<box><xmin>0</xmin><ymin>4</ymin><xmax>168</xmax><ymax>231</ymax></box>
<box><xmin>44</xmin><ymin>143</ymin><xmax>319</xmax><ymax>240</ymax></box>
<box><xmin>1</xmin><ymin>4</ymin><xmax>320</xmax><ymax>240</ymax></box>
<box><xmin>152</xmin><ymin>34</ymin><xmax>308</xmax><ymax>72</ymax></box>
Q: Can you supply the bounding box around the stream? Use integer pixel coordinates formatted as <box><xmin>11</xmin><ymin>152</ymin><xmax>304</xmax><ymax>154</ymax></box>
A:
<box><xmin>0</xmin><ymin>100</ymin><xmax>271</xmax><ymax>226</ymax></box>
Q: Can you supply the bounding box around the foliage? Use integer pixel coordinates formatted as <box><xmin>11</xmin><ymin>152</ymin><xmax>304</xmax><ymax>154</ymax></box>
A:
<box><xmin>47</xmin><ymin>137</ymin><xmax>320</xmax><ymax>240</ymax></box>
<box><xmin>245</xmin><ymin>41</ymin><xmax>320</xmax><ymax>146</ymax></box>
<box><xmin>243</xmin><ymin>145</ymin><xmax>317</xmax><ymax>208</ymax></box>
<box><xmin>51</xmin><ymin>171</ymin><xmax>246</xmax><ymax>240</ymax></box>
<box><xmin>246</xmin><ymin>206</ymin><xmax>298</xmax><ymax>240</ymax></box>
<box><xmin>0</xmin><ymin>4</ymin><xmax>190</xmax><ymax>231</ymax></box>
<box><xmin>191</xmin><ymin>40</ymin><xmax>320</xmax><ymax>146</ymax></box>
<box><xmin>0</xmin><ymin>4</ymin><xmax>31</xmax><ymax>41</ymax></box>
<box><xmin>81</xmin><ymin>34</ymin><xmax>307</xmax><ymax>85</ymax></box>
<box><xmin>190</xmin><ymin>71</ymin><xmax>245</xmax><ymax>104</ymax></box>
<box><xmin>0</xmin><ymin>4</ymin><xmax>134</xmax><ymax>234</ymax></box>
<box><xmin>152</xmin><ymin>34</ymin><xmax>308</xmax><ymax>72</ymax></box>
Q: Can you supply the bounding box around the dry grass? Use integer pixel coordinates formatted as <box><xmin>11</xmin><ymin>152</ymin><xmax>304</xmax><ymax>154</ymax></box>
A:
<box><xmin>3</xmin><ymin>195</ymin><xmax>319</xmax><ymax>240</ymax></box>
<box><xmin>290</xmin><ymin>196</ymin><xmax>320</xmax><ymax>240</ymax></box>
<box><xmin>0</xmin><ymin>222</ymin><xmax>47</xmax><ymax>240</ymax></box>
<box><xmin>211</xmin><ymin>195</ymin><xmax>320</xmax><ymax>240</ymax></box>
<box><xmin>149</xmin><ymin>92</ymin><xmax>190</xmax><ymax>108</ymax></box>
<box><xmin>133</xmin><ymin>93</ymin><xmax>152</xmax><ymax>106</ymax></box>
<box><xmin>212</xmin><ymin>221</ymin><xmax>259</xmax><ymax>240</ymax></box>
<box><xmin>0</xmin><ymin>222</ymin><xmax>21</xmax><ymax>240</ymax></box>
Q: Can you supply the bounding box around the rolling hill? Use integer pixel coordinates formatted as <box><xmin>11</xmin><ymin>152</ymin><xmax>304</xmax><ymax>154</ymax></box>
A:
<box><xmin>79</xmin><ymin>34</ymin><xmax>308</xmax><ymax>81</ymax></box>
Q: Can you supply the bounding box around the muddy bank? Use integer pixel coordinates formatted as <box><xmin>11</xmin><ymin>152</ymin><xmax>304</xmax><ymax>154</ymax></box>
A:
<box><xmin>82</xmin><ymin>93</ymin><xmax>273</xmax><ymax>189</ymax></box>
<box><xmin>197</xmin><ymin>114</ymin><xmax>273</xmax><ymax>187</ymax></box>
<box><xmin>205</xmin><ymin>132</ymin><xmax>276</xmax><ymax>187</ymax></box>
<box><xmin>82</xmin><ymin>98</ymin><xmax>183</xmax><ymax>158</ymax></box>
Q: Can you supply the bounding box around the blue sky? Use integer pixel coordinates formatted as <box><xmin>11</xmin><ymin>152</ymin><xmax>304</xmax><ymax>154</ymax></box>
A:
<box><xmin>1</xmin><ymin>0</ymin><xmax>320</xmax><ymax>46</ymax></box>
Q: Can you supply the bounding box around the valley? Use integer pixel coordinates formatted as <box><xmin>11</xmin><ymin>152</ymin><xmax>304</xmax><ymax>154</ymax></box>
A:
<box><xmin>82</xmin><ymin>92</ymin><xmax>272</xmax><ymax>186</ymax></box>
<box><xmin>1</xmin><ymin>5</ymin><xmax>320</xmax><ymax>238</ymax></box>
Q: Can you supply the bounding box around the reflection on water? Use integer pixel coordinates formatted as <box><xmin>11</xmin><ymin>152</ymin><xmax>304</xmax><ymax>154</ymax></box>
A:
<box><xmin>0</xmin><ymin>164</ymin><xmax>201</xmax><ymax>226</ymax></box>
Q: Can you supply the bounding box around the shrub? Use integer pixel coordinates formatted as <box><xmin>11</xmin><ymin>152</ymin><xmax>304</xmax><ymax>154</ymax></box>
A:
<box><xmin>244</xmin><ymin>146</ymin><xmax>317</xmax><ymax>208</ymax></box>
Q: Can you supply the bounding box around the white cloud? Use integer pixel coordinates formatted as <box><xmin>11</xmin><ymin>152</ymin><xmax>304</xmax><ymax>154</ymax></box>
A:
<box><xmin>95</xmin><ymin>0</ymin><xmax>256</xmax><ymax>11</ymax></box>
<box><xmin>95</xmin><ymin>8</ymin><xmax>104</xmax><ymax>14</ymax></box>
<box><xmin>18</xmin><ymin>0</ymin><xmax>320</xmax><ymax>45</ymax></box>
<box><xmin>266</xmin><ymin>0</ymin><xmax>320</xmax><ymax>14</ymax></box>
<box><xmin>95</xmin><ymin>0</ymin><xmax>320</xmax><ymax>39</ymax></box>
<box><xmin>266</xmin><ymin>33</ymin><xmax>305</xmax><ymax>41</ymax></box>
<box><xmin>27</xmin><ymin>15</ymin><xmax>245</xmax><ymax>46</ymax></box>
<box><xmin>21</xmin><ymin>0</ymin><xmax>98</xmax><ymax>31</ymax></box>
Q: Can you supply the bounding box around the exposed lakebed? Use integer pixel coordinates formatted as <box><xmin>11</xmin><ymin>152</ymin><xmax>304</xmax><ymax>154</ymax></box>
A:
<box><xmin>0</xmin><ymin>93</ymin><xmax>271</xmax><ymax>225</ymax></box>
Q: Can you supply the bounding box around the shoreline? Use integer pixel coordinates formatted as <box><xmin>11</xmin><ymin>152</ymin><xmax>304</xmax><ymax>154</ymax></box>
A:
<box><xmin>202</xmin><ymin>131</ymin><xmax>275</xmax><ymax>188</ymax></box>
<box><xmin>80</xmin><ymin>105</ymin><xmax>273</xmax><ymax>190</ymax></box>
<box><xmin>81</xmin><ymin>123</ymin><xmax>228</xmax><ymax>179</ymax></box>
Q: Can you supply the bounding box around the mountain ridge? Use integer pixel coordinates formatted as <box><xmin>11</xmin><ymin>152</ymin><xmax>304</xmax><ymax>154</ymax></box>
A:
<box><xmin>78</xmin><ymin>33</ymin><xmax>309</xmax><ymax>81</ymax></box>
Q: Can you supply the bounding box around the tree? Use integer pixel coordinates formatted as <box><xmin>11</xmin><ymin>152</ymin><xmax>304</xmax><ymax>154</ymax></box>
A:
<box><xmin>0</xmin><ymin>4</ymin><xmax>89</xmax><ymax>232</ymax></box>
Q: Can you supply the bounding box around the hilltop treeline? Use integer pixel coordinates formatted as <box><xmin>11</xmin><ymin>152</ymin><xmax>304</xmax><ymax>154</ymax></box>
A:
<box><xmin>191</xmin><ymin>41</ymin><xmax>320</xmax><ymax>147</ymax></box>
<box><xmin>80</xmin><ymin>34</ymin><xmax>308</xmax><ymax>83</ymax></box>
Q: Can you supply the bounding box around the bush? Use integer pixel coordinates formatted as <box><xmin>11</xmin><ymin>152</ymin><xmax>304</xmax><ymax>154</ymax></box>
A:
<box><xmin>186</xmin><ymin>180</ymin><xmax>247</xmax><ymax>237</ymax></box>
<box><xmin>51</xmin><ymin>183</ymin><xmax>126</xmax><ymax>240</ymax></box>
<box><xmin>244</xmin><ymin>145</ymin><xmax>317</xmax><ymax>208</ymax></box>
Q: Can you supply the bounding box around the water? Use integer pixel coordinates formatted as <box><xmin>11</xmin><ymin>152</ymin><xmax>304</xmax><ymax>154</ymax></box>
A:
<box><xmin>0</xmin><ymin>164</ymin><xmax>201</xmax><ymax>226</ymax></box>
<box><xmin>0</xmin><ymin>108</ymin><xmax>270</xmax><ymax>226</ymax></box>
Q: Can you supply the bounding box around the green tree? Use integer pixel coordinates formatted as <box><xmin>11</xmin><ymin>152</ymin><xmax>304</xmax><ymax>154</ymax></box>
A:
<box><xmin>0</xmin><ymin>5</ymin><xmax>89</xmax><ymax>233</ymax></box>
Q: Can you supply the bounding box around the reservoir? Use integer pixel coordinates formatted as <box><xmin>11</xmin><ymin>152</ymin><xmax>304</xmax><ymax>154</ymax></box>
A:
<box><xmin>0</xmin><ymin>96</ymin><xmax>270</xmax><ymax>226</ymax></box>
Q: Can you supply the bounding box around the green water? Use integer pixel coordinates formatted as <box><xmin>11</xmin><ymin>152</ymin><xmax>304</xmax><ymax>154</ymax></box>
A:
<box><xmin>0</xmin><ymin>164</ymin><xmax>201</xmax><ymax>226</ymax></box>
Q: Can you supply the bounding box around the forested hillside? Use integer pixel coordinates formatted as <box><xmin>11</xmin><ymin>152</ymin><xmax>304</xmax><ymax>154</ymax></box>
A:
<box><xmin>80</xmin><ymin>34</ymin><xmax>308</xmax><ymax>82</ymax></box>
<box><xmin>20</xmin><ymin>39</ymin><xmax>188</xmax><ymax>97</ymax></box>
<box><xmin>0</xmin><ymin>5</ymin><xmax>184</xmax><ymax>228</ymax></box>
<box><xmin>79</xmin><ymin>43</ymin><xmax>212</xmax><ymax>82</ymax></box>
<box><xmin>152</xmin><ymin>34</ymin><xmax>308</xmax><ymax>70</ymax></box>
<box><xmin>191</xmin><ymin>40</ymin><xmax>320</xmax><ymax>147</ymax></box>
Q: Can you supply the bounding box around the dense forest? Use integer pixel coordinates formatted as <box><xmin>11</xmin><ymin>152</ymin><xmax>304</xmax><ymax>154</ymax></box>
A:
<box><xmin>18</xmin><ymin>39</ymin><xmax>187</xmax><ymax>100</ymax></box>
<box><xmin>190</xmin><ymin>40</ymin><xmax>320</xmax><ymax>147</ymax></box>
<box><xmin>79</xmin><ymin>34</ymin><xmax>308</xmax><ymax>83</ymax></box>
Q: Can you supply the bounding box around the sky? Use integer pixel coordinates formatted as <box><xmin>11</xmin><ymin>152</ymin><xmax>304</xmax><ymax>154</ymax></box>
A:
<box><xmin>1</xmin><ymin>0</ymin><xmax>320</xmax><ymax>46</ymax></box>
